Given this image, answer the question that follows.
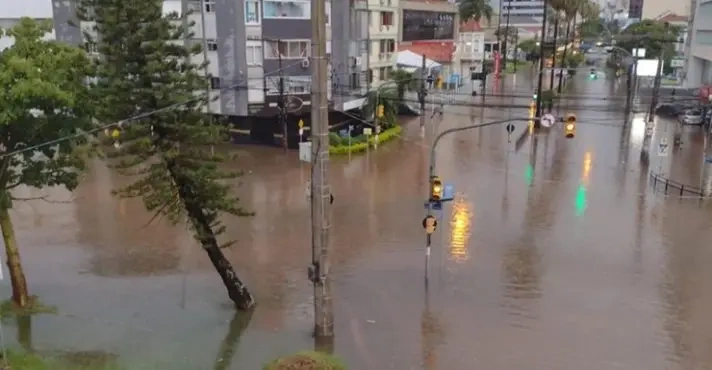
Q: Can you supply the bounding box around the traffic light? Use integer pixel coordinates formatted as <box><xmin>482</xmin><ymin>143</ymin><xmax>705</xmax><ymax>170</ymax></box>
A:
<box><xmin>564</xmin><ymin>114</ymin><xmax>576</xmax><ymax>138</ymax></box>
<box><xmin>532</xmin><ymin>93</ymin><xmax>538</xmax><ymax>100</ymax></box>
<box><xmin>376</xmin><ymin>104</ymin><xmax>385</xmax><ymax>118</ymax></box>
<box><xmin>105</xmin><ymin>124</ymin><xmax>123</xmax><ymax>148</ymax></box>
<box><xmin>588</xmin><ymin>69</ymin><xmax>597</xmax><ymax>80</ymax></box>
<box><xmin>430</xmin><ymin>176</ymin><xmax>443</xmax><ymax>202</ymax></box>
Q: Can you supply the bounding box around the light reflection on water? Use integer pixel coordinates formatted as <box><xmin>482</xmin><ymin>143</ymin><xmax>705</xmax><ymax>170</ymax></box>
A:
<box><xmin>448</xmin><ymin>195</ymin><xmax>472</xmax><ymax>263</ymax></box>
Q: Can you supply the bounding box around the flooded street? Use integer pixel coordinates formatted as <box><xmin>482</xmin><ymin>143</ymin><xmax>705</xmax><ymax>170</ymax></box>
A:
<box><xmin>5</xmin><ymin>69</ymin><xmax>712</xmax><ymax>369</ymax></box>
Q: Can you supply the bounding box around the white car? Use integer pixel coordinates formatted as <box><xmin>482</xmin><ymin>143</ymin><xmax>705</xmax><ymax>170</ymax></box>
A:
<box><xmin>680</xmin><ymin>109</ymin><xmax>703</xmax><ymax>125</ymax></box>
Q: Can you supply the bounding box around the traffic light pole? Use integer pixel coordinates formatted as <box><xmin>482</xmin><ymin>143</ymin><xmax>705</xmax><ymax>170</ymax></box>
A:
<box><xmin>424</xmin><ymin>117</ymin><xmax>535</xmax><ymax>284</ymax></box>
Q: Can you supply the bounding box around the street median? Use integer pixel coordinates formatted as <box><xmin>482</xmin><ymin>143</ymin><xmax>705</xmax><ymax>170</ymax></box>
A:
<box><xmin>328</xmin><ymin>125</ymin><xmax>402</xmax><ymax>156</ymax></box>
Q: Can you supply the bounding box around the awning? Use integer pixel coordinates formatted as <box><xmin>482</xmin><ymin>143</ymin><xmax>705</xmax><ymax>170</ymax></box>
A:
<box><xmin>396</xmin><ymin>50</ymin><xmax>441</xmax><ymax>70</ymax></box>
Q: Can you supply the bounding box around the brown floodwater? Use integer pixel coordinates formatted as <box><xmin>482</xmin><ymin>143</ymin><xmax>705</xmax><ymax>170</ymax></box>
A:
<box><xmin>3</xmin><ymin>70</ymin><xmax>712</xmax><ymax>369</ymax></box>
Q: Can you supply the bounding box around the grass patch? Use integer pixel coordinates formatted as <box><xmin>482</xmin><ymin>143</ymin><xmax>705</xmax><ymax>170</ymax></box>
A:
<box><xmin>328</xmin><ymin>125</ymin><xmax>402</xmax><ymax>156</ymax></box>
<box><xmin>0</xmin><ymin>296</ymin><xmax>56</xmax><ymax>319</ymax></box>
<box><xmin>502</xmin><ymin>61</ymin><xmax>529</xmax><ymax>74</ymax></box>
<box><xmin>263</xmin><ymin>351</ymin><xmax>345</xmax><ymax>370</ymax></box>
<box><xmin>4</xmin><ymin>350</ymin><xmax>122</xmax><ymax>370</ymax></box>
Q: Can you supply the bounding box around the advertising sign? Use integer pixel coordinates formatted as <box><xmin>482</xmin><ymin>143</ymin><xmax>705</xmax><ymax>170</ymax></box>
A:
<box><xmin>402</xmin><ymin>10</ymin><xmax>455</xmax><ymax>41</ymax></box>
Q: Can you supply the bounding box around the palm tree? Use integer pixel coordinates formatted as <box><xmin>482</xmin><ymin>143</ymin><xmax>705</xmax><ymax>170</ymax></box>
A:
<box><xmin>364</xmin><ymin>88</ymin><xmax>398</xmax><ymax>128</ymax></box>
<box><xmin>547</xmin><ymin>0</ymin><xmax>566</xmax><ymax>90</ymax></box>
<box><xmin>557</xmin><ymin>0</ymin><xmax>586</xmax><ymax>92</ymax></box>
<box><xmin>458</xmin><ymin>0</ymin><xmax>494</xmax><ymax>23</ymax></box>
<box><xmin>389</xmin><ymin>69</ymin><xmax>418</xmax><ymax>101</ymax></box>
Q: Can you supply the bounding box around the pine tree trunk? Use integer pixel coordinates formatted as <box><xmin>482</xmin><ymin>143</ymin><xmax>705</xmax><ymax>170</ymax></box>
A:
<box><xmin>0</xmin><ymin>205</ymin><xmax>29</xmax><ymax>308</ymax></box>
<box><xmin>164</xmin><ymin>163</ymin><xmax>255</xmax><ymax>311</ymax></box>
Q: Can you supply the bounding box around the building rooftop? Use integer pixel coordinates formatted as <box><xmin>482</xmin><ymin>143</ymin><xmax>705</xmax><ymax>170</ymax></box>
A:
<box><xmin>399</xmin><ymin>41</ymin><xmax>456</xmax><ymax>63</ymax></box>
<box><xmin>460</xmin><ymin>20</ymin><xmax>483</xmax><ymax>32</ymax></box>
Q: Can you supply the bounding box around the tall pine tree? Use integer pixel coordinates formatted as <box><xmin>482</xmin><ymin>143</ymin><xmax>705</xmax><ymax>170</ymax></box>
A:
<box><xmin>75</xmin><ymin>0</ymin><xmax>255</xmax><ymax>310</ymax></box>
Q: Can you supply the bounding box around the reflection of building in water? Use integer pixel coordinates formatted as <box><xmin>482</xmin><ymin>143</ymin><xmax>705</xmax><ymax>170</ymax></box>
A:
<box><xmin>448</xmin><ymin>196</ymin><xmax>472</xmax><ymax>263</ymax></box>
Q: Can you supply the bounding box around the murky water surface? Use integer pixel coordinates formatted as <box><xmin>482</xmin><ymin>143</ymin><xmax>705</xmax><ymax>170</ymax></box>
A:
<box><xmin>4</xmin><ymin>70</ymin><xmax>712</xmax><ymax>369</ymax></box>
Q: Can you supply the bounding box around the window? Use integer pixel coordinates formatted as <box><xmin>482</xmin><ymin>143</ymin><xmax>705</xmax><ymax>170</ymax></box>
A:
<box><xmin>210</xmin><ymin>77</ymin><xmax>220</xmax><ymax>89</ymax></box>
<box><xmin>246</xmin><ymin>42</ymin><xmax>263</xmax><ymax>65</ymax></box>
<box><xmin>379</xmin><ymin>39</ymin><xmax>395</xmax><ymax>54</ymax></box>
<box><xmin>206</xmin><ymin>39</ymin><xmax>218</xmax><ymax>51</ymax></box>
<box><xmin>378</xmin><ymin>67</ymin><xmax>392</xmax><ymax>80</ymax></box>
<box><xmin>264</xmin><ymin>40</ymin><xmax>309</xmax><ymax>59</ymax></box>
<box><xmin>245</xmin><ymin>0</ymin><xmax>260</xmax><ymax>24</ymax></box>
<box><xmin>379</xmin><ymin>11</ymin><xmax>393</xmax><ymax>26</ymax></box>
<box><xmin>265</xmin><ymin>76</ymin><xmax>311</xmax><ymax>95</ymax></box>
<box><xmin>84</xmin><ymin>42</ymin><xmax>98</xmax><ymax>53</ymax></box>
<box><xmin>325</xmin><ymin>2</ymin><xmax>330</xmax><ymax>25</ymax></box>
<box><xmin>203</xmin><ymin>0</ymin><xmax>215</xmax><ymax>12</ymax></box>
<box><xmin>263</xmin><ymin>0</ymin><xmax>309</xmax><ymax>19</ymax></box>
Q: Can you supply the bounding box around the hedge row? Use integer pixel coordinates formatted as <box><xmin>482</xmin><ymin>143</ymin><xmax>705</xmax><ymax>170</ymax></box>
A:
<box><xmin>263</xmin><ymin>351</ymin><xmax>345</xmax><ymax>370</ymax></box>
<box><xmin>328</xmin><ymin>125</ymin><xmax>402</xmax><ymax>156</ymax></box>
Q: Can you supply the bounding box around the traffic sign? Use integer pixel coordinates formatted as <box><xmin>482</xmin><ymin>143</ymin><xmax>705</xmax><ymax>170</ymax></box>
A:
<box><xmin>422</xmin><ymin>215</ymin><xmax>437</xmax><ymax>234</ymax></box>
<box><xmin>540</xmin><ymin>113</ymin><xmax>556</xmax><ymax>128</ymax></box>
<box><xmin>658</xmin><ymin>138</ymin><xmax>669</xmax><ymax>157</ymax></box>
<box><xmin>298</xmin><ymin>119</ymin><xmax>304</xmax><ymax>128</ymax></box>
<box><xmin>298</xmin><ymin>128</ymin><xmax>304</xmax><ymax>136</ymax></box>
<box><xmin>299</xmin><ymin>141</ymin><xmax>312</xmax><ymax>162</ymax></box>
<box><xmin>443</xmin><ymin>184</ymin><xmax>454</xmax><ymax>201</ymax></box>
<box><xmin>364</xmin><ymin>127</ymin><xmax>373</xmax><ymax>135</ymax></box>
<box><xmin>506</xmin><ymin>123</ymin><xmax>515</xmax><ymax>133</ymax></box>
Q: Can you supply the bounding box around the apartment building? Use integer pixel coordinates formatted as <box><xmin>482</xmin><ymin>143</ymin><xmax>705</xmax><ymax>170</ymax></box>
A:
<box><xmin>456</xmin><ymin>20</ymin><xmax>485</xmax><ymax>76</ymax></box>
<box><xmin>367</xmin><ymin>0</ymin><xmax>400</xmax><ymax>87</ymax></box>
<box><xmin>684</xmin><ymin>0</ymin><xmax>712</xmax><ymax>88</ymax></box>
<box><xmin>642</xmin><ymin>0</ymin><xmax>691</xmax><ymax>19</ymax></box>
<box><xmin>398</xmin><ymin>0</ymin><xmax>460</xmax><ymax>77</ymax></box>
<box><xmin>52</xmin><ymin>0</ymin><xmax>339</xmax><ymax>119</ymax></box>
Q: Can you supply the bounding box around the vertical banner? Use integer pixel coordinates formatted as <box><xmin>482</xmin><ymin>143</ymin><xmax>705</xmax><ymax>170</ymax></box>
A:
<box><xmin>494</xmin><ymin>51</ymin><xmax>501</xmax><ymax>79</ymax></box>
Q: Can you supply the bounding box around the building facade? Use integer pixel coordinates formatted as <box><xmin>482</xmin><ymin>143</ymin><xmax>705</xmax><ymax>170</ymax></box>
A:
<box><xmin>685</xmin><ymin>0</ymin><xmax>712</xmax><ymax>88</ymax></box>
<box><xmin>500</xmin><ymin>0</ymin><xmax>545</xmax><ymax>18</ymax></box>
<box><xmin>629</xmin><ymin>0</ymin><xmax>644</xmax><ymax>19</ymax></box>
<box><xmin>52</xmin><ymin>0</ymin><xmax>344</xmax><ymax>118</ymax></box>
<box><xmin>641</xmin><ymin>0</ymin><xmax>691</xmax><ymax>19</ymax></box>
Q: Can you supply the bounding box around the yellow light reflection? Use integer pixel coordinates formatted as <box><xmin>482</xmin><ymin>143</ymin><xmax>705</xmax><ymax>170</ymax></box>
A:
<box><xmin>528</xmin><ymin>105</ymin><xmax>535</xmax><ymax>134</ymax></box>
<box><xmin>582</xmin><ymin>151</ymin><xmax>592</xmax><ymax>184</ymax></box>
<box><xmin>449</xmin><ymin>196</ymin><xmax>472</xmax><ymax>263</ymax></box>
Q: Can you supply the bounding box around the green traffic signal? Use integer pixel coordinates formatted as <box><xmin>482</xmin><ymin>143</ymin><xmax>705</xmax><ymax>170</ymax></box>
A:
<box><xmin>575</xmin><ymin>184</ymin><xmax>587</xmax><ymax>216</ymax></box>
<box><xmin>525</xmin><ymin>164</ymin><xmax>534</xmax><ymax>186</ymax></box>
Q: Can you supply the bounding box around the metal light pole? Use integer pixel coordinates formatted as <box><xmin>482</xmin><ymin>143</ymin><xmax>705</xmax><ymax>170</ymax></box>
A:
<box><xmin>424</xmin><ymin>117</ymin><xmax>536</xmax><ymax>282</ymax></box>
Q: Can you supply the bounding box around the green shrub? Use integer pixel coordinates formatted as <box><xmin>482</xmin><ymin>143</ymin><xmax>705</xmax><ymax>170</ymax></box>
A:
<box><xmin>328</xmin><ymin>125</ymin><xmax>402</xmax><ymax>156</ymax></box>
<box><xmin>328</xmin><ymin>132</ymin><xmax>342</xmax><ymax>146</ymax></box>
<box><xmin>263</xmin><ymin>351</ymin><xmax>345</xmax><ymax>370</ymax></box>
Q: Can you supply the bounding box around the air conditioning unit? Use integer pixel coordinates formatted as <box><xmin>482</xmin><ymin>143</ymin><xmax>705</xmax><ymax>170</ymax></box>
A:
<box><xmin>351</xmin><ymin>56</ymin><xmax>362</xmax><ymax>67</ymax></box>
<box><xmin>301</xmin><ymin>58</ymin><xmax>310</xmax><ymax>69</ymax></box>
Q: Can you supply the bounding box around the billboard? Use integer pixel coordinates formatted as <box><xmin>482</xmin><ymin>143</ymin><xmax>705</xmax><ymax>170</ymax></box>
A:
<box><xmin>402</xmin><ymin>10</ymin><xmax>455</xmax><ymax>41</ymax></box>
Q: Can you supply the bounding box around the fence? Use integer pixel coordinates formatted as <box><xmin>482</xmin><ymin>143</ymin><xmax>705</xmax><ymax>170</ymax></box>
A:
<box><xmin>649</xmin><ymin>172</ymin><xmax>706</xmax><ymax>198</ymax></box>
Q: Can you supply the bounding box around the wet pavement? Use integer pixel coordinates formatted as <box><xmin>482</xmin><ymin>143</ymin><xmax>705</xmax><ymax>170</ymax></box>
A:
<box><xmin>5</xmin><ymin>68</ymin><xmax>712</xmax><ymax>369</ymax></box>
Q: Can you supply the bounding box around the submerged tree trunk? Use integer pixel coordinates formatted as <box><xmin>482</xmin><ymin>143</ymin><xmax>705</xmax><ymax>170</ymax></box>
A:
<box><xmin>0</xmin><ymin>205</ymin><xmax>29</xmax><ymax>308</ymax></box>
<box><xmin>165</xmin><ymin>163</ymin><xmax>255</xmax><ymax>310</ymax></box>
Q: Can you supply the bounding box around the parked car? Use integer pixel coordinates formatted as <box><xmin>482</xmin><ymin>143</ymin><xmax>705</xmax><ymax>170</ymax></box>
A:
<box><xmin>680</xmin><ymin>109</ymin><xmax>703</xmax><ymax>125</ymax></box>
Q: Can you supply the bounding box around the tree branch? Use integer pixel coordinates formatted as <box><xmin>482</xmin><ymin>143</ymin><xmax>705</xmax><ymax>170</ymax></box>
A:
<box><xmin>10</xmin><ymin>195</ymin><xmax>74</xmax><ymax>204</ymax></box>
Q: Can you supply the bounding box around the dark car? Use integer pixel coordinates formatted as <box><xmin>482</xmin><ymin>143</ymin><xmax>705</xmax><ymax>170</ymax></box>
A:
<box><xmin>655</xmin><ymin>103</ymin><xmax>683</xmax><ymax>118</ymax></box>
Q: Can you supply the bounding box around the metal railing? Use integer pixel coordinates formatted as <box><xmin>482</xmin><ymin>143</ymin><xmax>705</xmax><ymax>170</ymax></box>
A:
<box><xmin>649</xmin><ymin>172</ymin><xmax>705</xmax><ymax>197</ymax></box>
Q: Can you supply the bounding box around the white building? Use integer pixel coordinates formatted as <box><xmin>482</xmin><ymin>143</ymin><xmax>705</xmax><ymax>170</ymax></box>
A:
<box><xmin>366</xmin><ymin>0</ymin><xmax>400</xmax><ymax>87</ymax></box>
<box><xmin>500</xmin><ymin>0</ymin><xmax>545</xmax><ymax>18</ymax></box>
<box><xmin>0</xmin><ymin>0</ymin><xmax>54</xmax><ymax>50</ymax></box>
<box><xmin>684</xmin><ymin>0</ymin><xmax>712</xmax><ymax>88</ymax></box>
<box><xmin>456</xmin><ymin>20</ymin><xmax>485</xmax><ymax>77</ymax></box>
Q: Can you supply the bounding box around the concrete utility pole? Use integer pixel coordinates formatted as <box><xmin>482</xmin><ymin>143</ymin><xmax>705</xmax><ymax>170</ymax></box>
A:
<box><xmin>277</xmin><ymin>40</ymin><xmax>288</xmax><ymax>151</ymax></box>
<box><xmin>534</xmin><ymin>0</ymin><xmax>548</xmax><ymax>122</ymax></box>
<box><xmin>310</xmin><ymin>0</ymin><xmax>334</xmax><ymax>338</ymax></box>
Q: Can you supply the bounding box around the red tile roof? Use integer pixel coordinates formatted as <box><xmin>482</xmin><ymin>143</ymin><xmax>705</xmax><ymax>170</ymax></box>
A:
<box><xmin>399</xmin><ymin>41</ymin><xmax>456</xmax><ymax>63</ymax></box>
<box><xmin>460</xmin><ymin>20</ymin><xmax>483</xmax><ymax>32</ymax></box>
<box><xmin>658</xmin><ymin>13</ymin><xmax>688</xmax><ymax>23</ymax></box>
